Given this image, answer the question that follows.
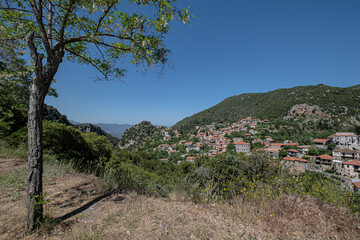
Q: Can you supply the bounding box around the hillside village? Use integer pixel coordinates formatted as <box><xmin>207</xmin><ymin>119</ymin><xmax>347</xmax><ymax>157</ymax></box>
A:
<box><xmin>151</xmin><ymin>117</ymin><xmax>360</xmax><ymax>190</ymax></box>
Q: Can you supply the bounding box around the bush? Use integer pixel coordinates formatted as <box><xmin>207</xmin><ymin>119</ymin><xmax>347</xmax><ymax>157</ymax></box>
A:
<box><xmin>43</xmin><ymin>121</ymin><xmax>112</xmax><ymax>173</ymax></box>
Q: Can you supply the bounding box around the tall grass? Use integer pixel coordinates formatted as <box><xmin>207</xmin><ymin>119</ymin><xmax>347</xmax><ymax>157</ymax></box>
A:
<box><xmin>0</xmin><ymin>140</ymin><xmax>27</xmax><ymax>159</ymax></box>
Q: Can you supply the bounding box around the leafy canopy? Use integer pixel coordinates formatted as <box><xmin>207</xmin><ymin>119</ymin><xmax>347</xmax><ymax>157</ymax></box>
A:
<box><xmin>0</xmin><ymin>0</ymin><xmax>191</xmax><ymax>80</ymax></box>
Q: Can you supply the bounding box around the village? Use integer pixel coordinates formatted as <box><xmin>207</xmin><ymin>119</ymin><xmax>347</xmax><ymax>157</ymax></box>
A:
<box><xmin>153</xmin><ymin>118</ymin><xmax>360</xmax><ymax>191</ymax></box>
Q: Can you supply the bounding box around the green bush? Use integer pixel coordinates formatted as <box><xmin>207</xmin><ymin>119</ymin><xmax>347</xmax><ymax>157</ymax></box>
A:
<box><xmin>43</xmin><ymin>121</ymin><xmax>112</xmax><ymax>173</ymax></box>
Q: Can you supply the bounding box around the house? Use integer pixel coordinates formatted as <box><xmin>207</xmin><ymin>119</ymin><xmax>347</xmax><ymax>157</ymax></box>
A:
<box><xmin>284</xmin><ymin>142</ymin><xmax>299</xmax><ymax>148</ymax></box>
<box><xmin>288</xmin><ymin>149</ymin><xmax>299</xmax><ymax>158</ymax></box>
<box><xmin>265</xmin><ymin>136</ymin><xmax>272</xmax><ymax>141</ymax></box>
<box><xmin>296</xmin><ymin>145</ymin><xmax>311</xmax><ymax>156</ymax></box>
<box><xmin>216</xmin><ymin>145</ymin><xmax>227</xmax><ymax>153</ymax></box>
<box><xmin>233</xmin><ymin>141</ymin><xmax>251</xmax><ymax>154</ymax></box>
<box><xmin>315</xmin><ymin>154</ymin><xmax>333</xmax><ymax>169</ymax></box>
<box><xmin>328</xmin><ymin>132</ymin><xmax>360</xmax><ymax>150</ymax></box>
<box><xmin>265</xmin><ymin>148</ymin><xmax>279</xmax><ymax>158</ymax></box>
<box><xmin>270</xmin><ymin>143</ymin><xmax>284</xmax><ymax>149</ymax></box>
<box><xmin>186</xmin><ymin>156</ymin><xmax>195</xmax><ymax>163</ymax></box>
<box><xmin>353</xmin><ymin>182</ymin><xmax>360</xmax><ymax>192</ymax></box>
<box><xmin>184</xmin><ymin>142</ymin><xmax>193</xmax><ymax>147</ymax></box>
<box><xmin>233</xmin><ymin>138</ymin><xmax>243</xmax><ymax>142</ymax></box>
<box><xmin>281</xmin><ymin>157</ymin><xmax>308</xmax><ymax>175</ymax></box>
<box><xmin>332</xmin><ymin>148</ymin><xmax>358</xmax><ymax>161</ymax></box>
<box><xmin>313</xmin><ymin>139</ymin><xmax>328</xmax><ymax>149</ymax></box>
<box><xmin>249</xmin><ymin>124</ymin><xmax>256</xmax><ymax>129</ymax></box>
<box><xmin>338</xmin><ymin>160</ymin><xmax>360</xmax><ymax>178</ymax></box>
<box><xmin>194</xmin><ymin>144</ymin><xmax>204</xmax><ymax>151</ymax></box>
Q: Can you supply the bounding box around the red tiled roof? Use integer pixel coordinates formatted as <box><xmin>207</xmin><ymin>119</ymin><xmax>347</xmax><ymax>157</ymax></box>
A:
<box><xmin>282</xmin><ymin>156</ymin><xmax>308</xmax><ymax>163</ymax></box>
<box><xmin>297</xmin><ymin>145</ymin><xmax>311</xmax><ymax>149</ymax></box>
<box><xmin>353</xmin><ymin>182</ymin><xmax>360</xmax><ymax>189</ymax></box>
<box><xmin>343</xmin><ymin>160</ymin><xmax>360</xmax><ymax>167</ymax></box>
<box><xmin>313</xmin><ymin>139</ymin><xmax>328</xmax><ymax>143</ymax></box>
<box><xmin>233</xmin><ymin>141</ymin><xmax>250</xmax><ymax>145</ymax></box>
<box><xmin>288</xmin><ymin>149</ymin><xmax>299</xmax><ymax>153</ymax></box>
<box><xmin>333</xmin><ymin>148</ymin><xmax>356</xmax><ymax>154</ymax></box>
<box><xmin>271</xmin><ymin>143</ymin><xmax>284</xmax><ymax>146</ymax></box>
<box><xmin>319</xmin><ymin>154</ymin><xmax>333</xmax><ymax>161</ymax></box>
<box><xmin>265</xmin><ymin>148</ymin><xmax>279</xmax><ymax>152</ymax></box>
<box><xmin>284</xmin><ymin>143</ymin><xmax>299</xmax><ymax>146</ymax></box>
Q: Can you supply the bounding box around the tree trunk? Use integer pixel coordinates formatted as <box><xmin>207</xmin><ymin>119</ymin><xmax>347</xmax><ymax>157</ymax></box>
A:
<box><xmin>25</xmin><ymin>31</ymin><xmax>65</xmax><ymax>232</ymax></box>
<box><xmin>26</xmin><ymin>82</ymin><xmax>46</xmax><ymax>232</ymax></box>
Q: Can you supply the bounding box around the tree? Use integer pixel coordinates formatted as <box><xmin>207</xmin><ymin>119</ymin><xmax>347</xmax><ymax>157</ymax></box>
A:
<box><xmin>0</xmin><ymin>0</ymin><xmax>191</xmax><ymax>232</ymax></box>
<box><xmin>0</xmin><ymin>40</ymin><xmax>32</xmax><ymax>137</ymax></box>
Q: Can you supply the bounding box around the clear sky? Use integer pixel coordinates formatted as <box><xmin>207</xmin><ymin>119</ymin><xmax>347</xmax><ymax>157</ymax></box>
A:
<box><xmin>46</xmin><ymin>0</ymin><xmax>360</xmax><ymax>126</ymax></box>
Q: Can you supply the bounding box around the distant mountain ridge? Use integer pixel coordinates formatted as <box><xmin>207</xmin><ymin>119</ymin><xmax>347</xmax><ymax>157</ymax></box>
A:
<box><xmin>69</xmin><ymin>121</ymin><xmax>132</xmax><ymax>138</ymax></box>
<box><xmin>42</xmin><ymin>108</ymin><xmax>120</xmax><ymax>145</ymax></box>
<box><xmin>95</xmin><ymin>123</ymin><xmax>133</xmax><ymax>138</ymax></box>
<box><xmin>174</xmin><ymin>84</ymin><xmax>360</xmax><ymax>131</ymax></box>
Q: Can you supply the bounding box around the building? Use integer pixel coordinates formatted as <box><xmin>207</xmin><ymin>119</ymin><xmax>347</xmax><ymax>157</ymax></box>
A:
<box><xmin>328</xmin><ymin>132</ymin><xmax>360</xmax><ymax>150</ymax></box>
<box><xmin>337</xmin><ymin>160</ymin><xmax>360</xmax><ymax>178</ymax></box>
<box><xmin>281</xmin><ymin>157</ymin><xmax>308</xmax><ymax>175</ymax></box>
<box><xmin>265</xmin><ymin>148</ymin><xmax>279</xmax><ymax>158</ymax></box>
<box><xmin>288</xmin><ymin>149</ymin><xmax>299</xmax><ymax>158</ymax></box>
<box><xmin>186</xmin><ymin>156</ymin><xmax>195</xmax><ymax>163</ymax></box>
<box><xmin>296</xmin><ymin>145</ymin><xmax>311</xmax><ymax>156</ymax></box>
<box><xmin>332</xmin><ymin>148</ymin><xmax>359</xmax><ymax>161</ymax></box>
<box><xmin>233</xmin><ymin>141</ymin><xmax>251</xmax><ymax>154</ymax></box>
<box><xmin>313</xmin><ymin>139</ymin><xmax>328</xmax><ymax>149</ymax></box>
<box><xmin>353</xmin><ymin>182</ymin><xmax>360</xmax><ymax>192</ymax></box>
<box><xmin>315</xmin><ymin>154</ymin><xmax>333</xmax><ymax>169</ymax></box>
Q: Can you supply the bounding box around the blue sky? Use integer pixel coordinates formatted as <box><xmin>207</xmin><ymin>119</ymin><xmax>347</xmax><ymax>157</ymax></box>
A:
<box><xmin>46</xmin><ymin>0</ymin><xmax>360</xmax><ymax>126</ymax></box>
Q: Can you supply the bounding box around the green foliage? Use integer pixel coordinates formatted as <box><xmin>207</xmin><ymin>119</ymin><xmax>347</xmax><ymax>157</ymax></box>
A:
<box><xmin>174</xmin><ymin>84</ymin><xmax>360</xmax><ymax>133</ymax></box>
<box><xmin>0</xmin><ymin>0</ymin><xmax>191</xmax><ymax>81</ymax></box>
<box><xmin>0</xmin><ymin>41</ymin><xmax>31</xmax><ymax>137</ymax></box>
<box><xmin>42</xmin><ymin>121</ymin><xmax>112</xmax><ymax>172</ymax></box>
<box><xmin>119</xmin><ymin>121</ymin><xmax>159</xmax><ymax>149</ymax></box>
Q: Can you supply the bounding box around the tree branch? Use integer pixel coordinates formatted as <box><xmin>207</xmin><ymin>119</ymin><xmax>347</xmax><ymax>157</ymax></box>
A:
<box><xmin>29</xmin><ymin>0</ymin><xmax>53</xmax><ymax>57</ymax></box>
<box><xmin>95</xmin><ymin>2</ymin><xmax>116</xmax><ymax>33</ymax></box>
<box><xmin>0</xmin><ymin>7</ymin><xmax>34</xmax><ymax>14</ymax></box>
<box><xmin>65</xmin><ymin>47</ymin><xmax>109</xmax><ymax>80</ymax></box>
<box><xmin>47</xmin><ymin>1</ymin><xmax>53</xmax><ymax>48</ymax></box>
<box><xmin>25</xmin><ymin>31</ymin><xmax>44</xmax><ymax>83</ymax></box>
<box><xmin>59</xmin><ymin>0</ymin><xmax>75</xmax><ymax>43</ymax></box>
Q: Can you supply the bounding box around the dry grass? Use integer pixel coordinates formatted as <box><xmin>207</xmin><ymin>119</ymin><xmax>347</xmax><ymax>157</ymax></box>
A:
<box><xmin>1</xmin><ymin>158</ymin><xmax>360</xmax><ymax>240</ymax></box>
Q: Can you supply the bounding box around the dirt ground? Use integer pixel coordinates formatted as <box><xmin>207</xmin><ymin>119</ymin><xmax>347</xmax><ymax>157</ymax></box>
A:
<box><xmin>1</xmin><ymin>158</ymin><xmax>360</xmax><ymax>240</ymax></box>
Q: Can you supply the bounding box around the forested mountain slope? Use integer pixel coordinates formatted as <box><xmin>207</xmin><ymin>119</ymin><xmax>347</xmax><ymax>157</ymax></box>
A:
<box><xmin>174</xmin><ymin>84</ymin><xmax>360</xmax><ymax>132</ymax></box>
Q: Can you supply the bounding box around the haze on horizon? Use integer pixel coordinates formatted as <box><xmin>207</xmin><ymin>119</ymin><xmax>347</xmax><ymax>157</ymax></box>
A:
<box><xmin>45</xmin><ymin>0</ymin><xmax>360</xmax><ymax>127</ymax></box>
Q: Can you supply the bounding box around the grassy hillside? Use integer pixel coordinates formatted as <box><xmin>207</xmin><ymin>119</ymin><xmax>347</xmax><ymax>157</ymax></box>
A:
<box><xmin>174</xmin><ymin>84</ymin><xmax>360</xmax><ymax>132</ymax></box>
<box><xmin>1</xmin><ymin>157</ymin><xmax>360</xmax><ymax>239</ymax></box>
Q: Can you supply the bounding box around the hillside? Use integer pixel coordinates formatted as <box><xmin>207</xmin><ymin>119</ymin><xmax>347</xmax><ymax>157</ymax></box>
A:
<box><xmin>119</xmin><ymin>121</ymin><xmax>159</xmax><ymax>149</ymax></box>
<box><xmin>174</xmin><ymin>84</ymin><xmax>360</xmax><ymax>132</ymax></box>
<box><xmin>75</xmin><ymin>123</ymin><xmax>119</xmax><ymax>146</ymax></box>
<box><xmin>95</xmin><ymin>123</ymin><xmax>133</xmax><ymax>138</ymax></box>
<box><xmin>1</xmin><ymin>157</ymin><xmax>360</xmax><ymax>240</ymax></box>
<box><xmin>43</xmin><ymin>105</ymin><xmax>71</xmax><ymax>126</ymax></box>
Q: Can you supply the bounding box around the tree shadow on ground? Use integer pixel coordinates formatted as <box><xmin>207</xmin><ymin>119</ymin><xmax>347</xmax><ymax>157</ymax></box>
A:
<box><xmin>58</xmin><ymin>192</ymin><xmax>122</xmax><ymax>222</ymax></box>
<box><xmin>37</xmin><ymin>193</ymin><xmax>125</xmax><ymax>235</ymax></box>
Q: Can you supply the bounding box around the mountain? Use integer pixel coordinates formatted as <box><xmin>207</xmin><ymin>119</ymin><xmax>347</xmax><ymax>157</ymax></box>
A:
<box><xmin>75</xmin><ymin>123</ymin><xmax>120</xmax><ymax>146</ymax></box>
<box><xmin>43</xmin><ymin>105</ymin><xmax>71</xmax><ymax>125</ymax></box>
<box><xmin>95</xmin><ymin>123</ymin><xmax>132</xmax><ymax>138</ymax></box>
<box><xmin>119</xmin><ymin>121</ymin><xmax>159</xmax><ymax>149</ymax></box>
<box><xmin>42</xmin><ymin>107</ymin><xmax>120</xmax><ymax>145</ymax></box>
<box><xmin>69</xmin><ymin>120</ymin><xmax>82</xmax><ymax>125</ymax></box>
<box><xmin>173</xmin><ymin>84</ymin><xmax>360</xmax><ymax>132</ymax></box>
